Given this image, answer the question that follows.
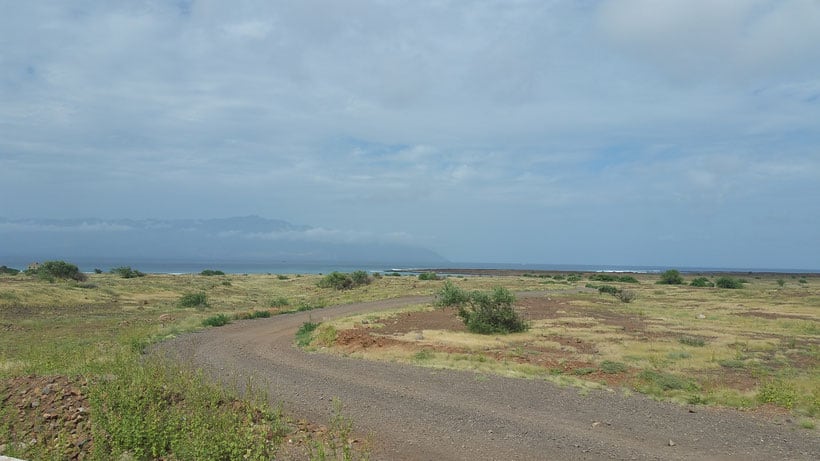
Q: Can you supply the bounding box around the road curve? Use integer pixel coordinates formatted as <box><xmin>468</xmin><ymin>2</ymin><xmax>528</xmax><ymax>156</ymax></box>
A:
<box><xmin>159</xmin><ymin>294</ymin><xmax>818</xmax><ymax>460</ymax></box>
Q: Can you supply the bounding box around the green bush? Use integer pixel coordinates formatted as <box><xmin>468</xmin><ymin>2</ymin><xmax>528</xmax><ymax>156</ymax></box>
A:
<box><xmin>715</xmin><ymin>276</ymin><xmax>744</xmax><ymax>289</ymax></box>
<box><xmin>26</xmin><ymin>260</ymin><xmax>87</xmax><ymax>281</ymax></box>
<box><xmin>178</xmin><ymin>292</ymin><xmax>208</xmax><ymax>308</ymax></box>
<box><xmin>386</xmin><ymin>272</ymin><xmax>402</xmax><ymax>277</ymax></box>
<box><xmin>456</xmin><ymin>287</ymin><xmax>528</xmax><ymax>335</ymax></box>
<box><xmin>111</xmin><ymin>266</ymin><xmax>146</xmax><ymax>278</ymax></box>
<box><xmin>566</xmin><ymin>274</ymin><xmax>582</xmax><ymax>282</ymax></box>
<box><xmin>276</xmin><ymin>274</ymin><xmax>289</xmax><ymax>280</ymax></box>
<box><xmin>615</xmin><ymin>290</ymin><xmax>637</xmax><ymax>303</ymax></box>
<box><xmin>657</xmin><ymin>269</ymin><xmax>683</xmax><ymax>285</ymax></box>
<box><xmin>589</xmin><ymin>273</ymin><xmax>617</xmax><ymax>282</ymax></box>
<box><xmin>690</xmin><ymin>277</ymin><xmax>714</xmax><ymax>287</ymax></box>
<box><xmin>639</xmin><ymin>370</ymin><xmax>698</xmax><ymax>391</ymax></box>
<box><xmin>757</xmin><ymin>380</ymin><xmax>797</xmax><ymax>409</ymax></box>
<box><xmin>202</xmin><ymin>314</ymin><xmax>231</xmax><ymax>327</ymax></box>
<box><xmin>418</xmin><ymin>272</ymin><xmax>439</xmax><ymax>281</ymax></box>
<box><xmin>234</xmin><ymin>310</ymin><xmax>271</xmax><ymax>320</ymax></box>
<box><xmin>679</xmin><ymin>336</ymin><xmax>706</xmax><ymax>347</ymax></box>
<box><xmin>435</xmin><ymin>281</ymin><xmax>469</xmax><ymax>307</ymax></box>
<box><xmin>597</xmin><ymin>285</ymin><xmax>620</xmax><ymax>295</ymax></box>
<box><xmin>318</xmin><ymin>271</ymin><xmax>372</xmax><ymax>290</ymax></box>
<box><xmin>0</xmin><ymin>265</ymin><xmax>20</xmax><ymax>275</ymax></box>
<box><xmin>199</xmin><ymin>269</ymin><xmax>225</xmax><ymax>276</ymax></box>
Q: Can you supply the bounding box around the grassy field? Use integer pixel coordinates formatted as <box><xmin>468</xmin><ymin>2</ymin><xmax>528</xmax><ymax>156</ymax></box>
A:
<box><xmin>305</xmin><ymin>272</ymin><xmax>819</xmax><ymax>428</ymax></box>
<box><xmin>2</xmin><ymin>269</ymin><xmax>817</xmax><ymax>459</ymax></box>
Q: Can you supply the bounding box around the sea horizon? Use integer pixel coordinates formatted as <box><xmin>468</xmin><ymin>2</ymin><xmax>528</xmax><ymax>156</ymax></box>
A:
<box><xmin>3</xmin><ymin>257</ymin><xmax>818</xmax><ymax>275</ymax></box>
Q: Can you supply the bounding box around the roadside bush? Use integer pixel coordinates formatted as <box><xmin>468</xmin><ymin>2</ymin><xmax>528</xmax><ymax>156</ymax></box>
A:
<box><xmin>318</xmin><ymin>271</ymin><xmax>372</xmax><ymax>290</ymax></box>
<box><xmin>418</xmin><ymin>272</ymin><xmax>439</xmax><ymax>281</ymax></box>
<box><xmin>234</xmin><ymin>310</ymin><xmax>271</xmax><ymax>320</ymax></box>
<box><xmin>690</xmin><ymin>277</ymin><xmax>714</xmax><ymax>287</ymax></box>
<box><xmin>178</xmin><ymin>292</ymin><xmax>208</xmax><ymax>308</ymax></box>
<box><xmin>0</xmin><ymin>265</ymin><xmax>20</xmax><ymax>275</ymax></box>
<box><xmin>200</xmin><ymin>269</ymin><xmax>225</xmax><ymax>276</ymax></box>
<box><xmin>296</xmin><ymin>321</ymin><xmax>320</xmax><ymax>347</ymax></box>
<box><xmin>27</xmin><ymin>260</ymin><xmax>87</xmax><ymax>282</ymax></box>
<box><xmin>657</xmin><ymin>269</ymin><xmax>683</xmax><ymax>285</ymax></box>
<box><xmin>111</xmin><ymin>266</ymin><xmax>146</xmax><ymax>278</ymax></box>
<box><xmin>715</xmin><ymin>276</ymin><xmax>744</xmax><ymax>289</ymax></box>
<box><xmin>202</xmin><ymin>314</ymin><xmax>231</xmax><ymax>327</ymax></box>
<box><xmin>456</xmin><ymin>287</ymin><xmax>528</xmax><ymax>335</ymax></box>
<box><xmin>435</xmin><ymin>281</ymin><xmax>469</xmax><ymax>307</ymax></box>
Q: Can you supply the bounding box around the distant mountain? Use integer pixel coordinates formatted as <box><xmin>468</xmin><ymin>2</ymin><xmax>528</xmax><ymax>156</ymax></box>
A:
<box><xmin>0</xmin><ymin>216</ymin><xmax>447</xmax><ymax>267</ymax></box>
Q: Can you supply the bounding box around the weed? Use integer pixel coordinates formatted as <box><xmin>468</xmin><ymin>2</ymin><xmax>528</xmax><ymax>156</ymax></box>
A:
<box><xmin>296</xmin><ymin>321</ymin><xmax>320</xmax><ymax>347</ymax></box>
<box><xmin>414</xmin><ymin>349</ymin><xmax>433</xmax><ymax>360</ymax></box>
<box><xmin>600</xmin><ymin>361</ymin><xmax>628</xmax><ymax>374</ymax></box>
<box><xmin>269</xmin><ymin>296</ymin><xmax>290</xmax><ymax>307</ymax></box>
<box><xmin>757</xmin><ymin>380</ymin><xmax>797</xmax><ymax>409</ymax></box>
<box><xmin>638</xmin><ymin>370</ymin><xmax>697</xmax><ymax>391</ymax></box>
<box><xmin>177</xmin><ymin>292</ymin><xmax>208</xmax><ymax>308</ymax></box>
<box><xmin>679</xmin><ymin>336</ymin><xmax>706</xmax><ymax>347</ymax></box>
<box><xmin>202</xmin><ymin>314</ymin><xmax>231</xmax><ymax>327</ymax></box>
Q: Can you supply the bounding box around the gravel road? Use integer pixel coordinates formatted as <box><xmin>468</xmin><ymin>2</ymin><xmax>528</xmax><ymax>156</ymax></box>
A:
<box><xmin>159</xmin><ymin>295</ymin><xmax>818</xmax><ymax>460</ymax></box>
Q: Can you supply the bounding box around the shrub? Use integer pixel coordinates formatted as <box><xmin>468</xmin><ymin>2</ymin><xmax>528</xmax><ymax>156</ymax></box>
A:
<box><xmin>200</xmin><ymin>269</ymin><xmax>225</xmax><ymax>276</ymax></box>
<box><xmin>715</xmin><ymin>276</ymin><xmax>744</xmax><ymax>289</ymax></box>
<box><xmin>178</xmin><ymin>292</ymin><xmax>208</xmax><ymax>308</ymax></box>
<box><xmin>616</xmin><ymin>275</ymin><xmax>640</xmax><ymax>283</ymax></box>
<box><xmin>597</xmin><ymin>285</ymin><xmax>619</xmax><ymax>295</ymax></box>
<box><xmin>690</xmin><ymin>277</ymin><xmax>714</xmax><ymax>287</ymax></box>
<box><xmin>27</xmin><ymin>260</ymin><xmax>86</xmax><ymax>281</ymax></box>
<box><xmin>386</xmin><ymin>272</ymin><xmax>402</xmax><ymax>277</ymax></box>
<box><xmin>276</xmin><ymin>274</ymin><xmax>289</xmax><ymax>280</ymax></box>
<box><xmin>0</xmin><ymin>265</ymin><xmax>20</xmax><ymax>275</ymax></box>
<box><xmin>657</xmin><ymin>269</ymin><xmax>683</xmax><ymax>285</ymax></box>
<box><xmin>776</xmin><ymin>279</ymin><xmax>786</xmax><ymax>287</ymax></box>
<box><xmin>757</xmin><ymin>380</ymin><xmax>797</xmax><ymax>409</ymax></box>
<box><xmin>111</xmin><ymin>266</ymin><xmax>146</xmax><ymax>278</ymax></box>
<box><xmin>202</xmin><ymin>314</ymin><xmax>231</xmax><ymax>327</ymax></box>
<box><xmin>456</xmin><ymin>287</ymin><xmax>528</xmax><ymax>335</ymax></box>
<box><xmin>418</xmin><ymin>272</ymin><xmax>439</xmax><ymax>281</ymax></box>
<box><xmin>435</xmin><ymin>281</ymin><xmax>469</xmax><ymax>307</ymax></box>
<box><xmin>234</xmin><ymin>310</ymin><xmax>271</xmax><ymax>320</ymax></box>
<box><xmin>589</xmin><ymin>273</ymin><xmax>617</xmax><ymax>282</ymax></box>
<box><xmin>566</xmin><ymin>274</ymin><xmax>581</xmax><ymax>282</ymax></box>
<box><xmin>94</xmin><ymin>268</ymin><xmax>103</xmax><ymax>274</ymax></box>
<box><xmin>318</xmin><ymin>271</ymin><xmax>372</xmax><ymax>290</ymax></box>
<box><xmin>615</xmin><ymin>290</ymin><xmax>637</xmax><ymax>303</ymax></box>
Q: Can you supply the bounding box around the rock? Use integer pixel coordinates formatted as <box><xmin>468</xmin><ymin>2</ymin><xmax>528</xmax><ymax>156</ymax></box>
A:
<box><xmin>30</xmin><ymin>399</ymin><xmax>40</xmax><ymax>408</ymax></box>
<box><xmin>696</xmin><ymin>314</ymin><xmax>706</xmax><ymax>320</ymax></box>
<box><xmin>668</xmin><ymin>440</ymin><xmax>676</xmax><ymax>447</ymax></box>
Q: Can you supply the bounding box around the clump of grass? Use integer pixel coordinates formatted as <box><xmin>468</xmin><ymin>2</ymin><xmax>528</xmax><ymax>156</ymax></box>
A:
<box><xmin>269</xmin><ymin>296</ymin><xmax>290</xmax><ymax>307</ymax></box>
<box><xmin>679</xmin><ymin>336</ymin><xmax>706</xmax><ymax>347</ymax></box>
<box><xmin>638</xmin><ymin>369</ymin><xmax>698</xmax><ymax>391</ymax></box>
<box><xmin>178</xmin><ymin>292</ymin><xmax>208</xmax><ymax>308</ymax></box>
<box><xmin>202</xmin><ymin>314</ymin><xmax>231</xmax><ymax>327</ymax></box>
<box><xmin>234</xmin><ymin>310</ymin><xmax>271</xmax><ymax>320</ymax></box>
<box><xmin>296</xmin><ymin>321</ymin><xmax>320</xmax><ymax>347</ymax></box>
<box><xmin>600</xmin><ymin>360</ymin><xmax>628</xmax><ymax>374</ymax></box>
<box><xmin>89</xmin><ymin>356</ymin><xmax>284</xmax><ymax>460</ymax></box>
<box><xmin>757</xmin><ymin>380</ymin><xmax>797</xmax><ymax>409</ymax></box>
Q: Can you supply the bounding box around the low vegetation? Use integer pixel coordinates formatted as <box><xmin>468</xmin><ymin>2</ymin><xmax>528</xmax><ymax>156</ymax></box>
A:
<box><xmin>25</xmin><ymin>260</ymin><xmax>87</xmax><ymax>282</ymax></box>
<box><xmin>657</xmin><ymin>269</ymin><xmax>683</xmax><ymax>285</ymax></box>
<box><xmin>178</xmin><ymin>292</ymin><xmax>209</xmax><ymax>308</ymax></box>
<box><xmin>418</xmin><ymin>272</ymin><xmax>439</xmax><ymax>281</ymax></box>
<box><xmin>110</xmin><ymin>266</ymin><xmax>146</xmax><ymax>278</ymax></box>
<box><xmin>199</xmin><ymin>269</ymin><xmax>225</xmax><ymax>276</ymax></box>
<box><xmin>0</xmin><ymin>265</ymin><xmax>20</xmax><ymax>275</ymax></box>
<box><xmin>318</xmin><ymin>271</ymin><xmax>373</xmax><ymax>290</ymax></box>
<box><xmin>715</xmin><ymin>276</ymin><xmax>744</xmax><ymax>289</ymax></box>
<box><xmin>435</xmin><ymin>283</ymin><xmax>528</xmax><ymax>334</ymax></box>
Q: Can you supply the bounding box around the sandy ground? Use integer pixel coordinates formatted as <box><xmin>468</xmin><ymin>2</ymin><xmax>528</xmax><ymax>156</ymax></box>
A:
<box><xmin>159</xmin><ymin>294</ymin><xmax>819</xmax><ymax>460</ymax></box>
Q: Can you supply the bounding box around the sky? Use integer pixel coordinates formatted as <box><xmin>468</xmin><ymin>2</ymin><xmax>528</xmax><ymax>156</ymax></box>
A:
<box><xmin>1</xmin><ymin>0</ymin><xmax>819</xmax><ymax>269</ymax></box>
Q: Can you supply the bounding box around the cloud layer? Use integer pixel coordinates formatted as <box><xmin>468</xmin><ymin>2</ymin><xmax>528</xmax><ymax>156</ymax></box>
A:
<box><xmin>1</xmin><ymin>1</ymin><xmax>818</xmax><ymax>269</ymax></box>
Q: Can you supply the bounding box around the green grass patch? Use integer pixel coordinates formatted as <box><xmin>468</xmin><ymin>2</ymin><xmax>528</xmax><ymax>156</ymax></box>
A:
<box><xmin>201</xmin><ymin>314</ymin><xmax>231</xmax><ymax>327</ymax></box>
<box><xmin>678</xmin><ymin>336</ymin><xmax>706</xmax><ymax>347</ymax></box>
<box><xmin>600</xmin><ymin>360</ymin><xmax>628</xmax><ymax>374</ymax></box>
<box><xmin>177</xmin><ymin>292</ymin><xmax>208</xmax><ymax>308</ymax></box>
<box><xmin>296</xmin><ymin>321</ymin><xmax>320</xmax><ymax>347</ymax></box>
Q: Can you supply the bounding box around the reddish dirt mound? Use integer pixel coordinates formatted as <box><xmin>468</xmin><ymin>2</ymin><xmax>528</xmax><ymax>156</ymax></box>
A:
<box><xmin>0</xmin><ymin>375</ymin><xmax>93</xmax><ymax>460</ymax></box>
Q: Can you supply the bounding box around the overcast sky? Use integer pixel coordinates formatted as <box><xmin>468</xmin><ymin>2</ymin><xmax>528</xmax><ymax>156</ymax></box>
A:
<box><xmin>2</xmin><ymin>0</ymin><xmax>819</xmax><ymax>269</ymax></box>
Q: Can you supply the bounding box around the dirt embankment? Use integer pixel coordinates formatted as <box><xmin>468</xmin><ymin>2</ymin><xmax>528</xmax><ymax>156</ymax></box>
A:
<box><xmin>159</xmin><ymin>294</ymin><xmax>819</xmax><ymax>460</ymax></box>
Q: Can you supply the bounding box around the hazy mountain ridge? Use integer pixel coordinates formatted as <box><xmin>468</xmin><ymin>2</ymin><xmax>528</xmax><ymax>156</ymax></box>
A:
<box><xmin>0</xmin><ymin>216</ymin><xmax>446</xmax><ymax>265</ymax></box>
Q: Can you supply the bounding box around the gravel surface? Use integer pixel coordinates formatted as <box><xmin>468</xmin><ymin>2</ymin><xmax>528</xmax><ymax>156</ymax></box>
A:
<box><xmin>159</xmin><ymin>295</ymin><xmax>819</xmax><ymax>460</ymax></box>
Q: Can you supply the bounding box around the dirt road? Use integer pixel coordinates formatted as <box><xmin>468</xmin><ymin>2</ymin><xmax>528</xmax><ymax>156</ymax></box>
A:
<box><xmin>160</xmin><ymin>295</ymin><xmax>818</xmax><ymax>460</ymax></box>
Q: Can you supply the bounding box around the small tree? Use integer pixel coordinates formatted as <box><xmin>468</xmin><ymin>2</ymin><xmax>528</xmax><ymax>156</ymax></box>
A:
<box><xmin>657</xmin><ymin>269</ymin><xmax>683</xmax><ymax>285</ymax></box>
<box><xmin>456</xmin><ymin>287</ymin><xmax>528</xmax><ymax>335</ymax></box>
<box><xmin>27</xmin><ymin>260</ymin><xmax>86</xmax><ymax>281</ymax></box>
<box><xmin>435</xmin><ymin>281</ymin><xmax>469</xmax><ymax>307</ymax></box>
